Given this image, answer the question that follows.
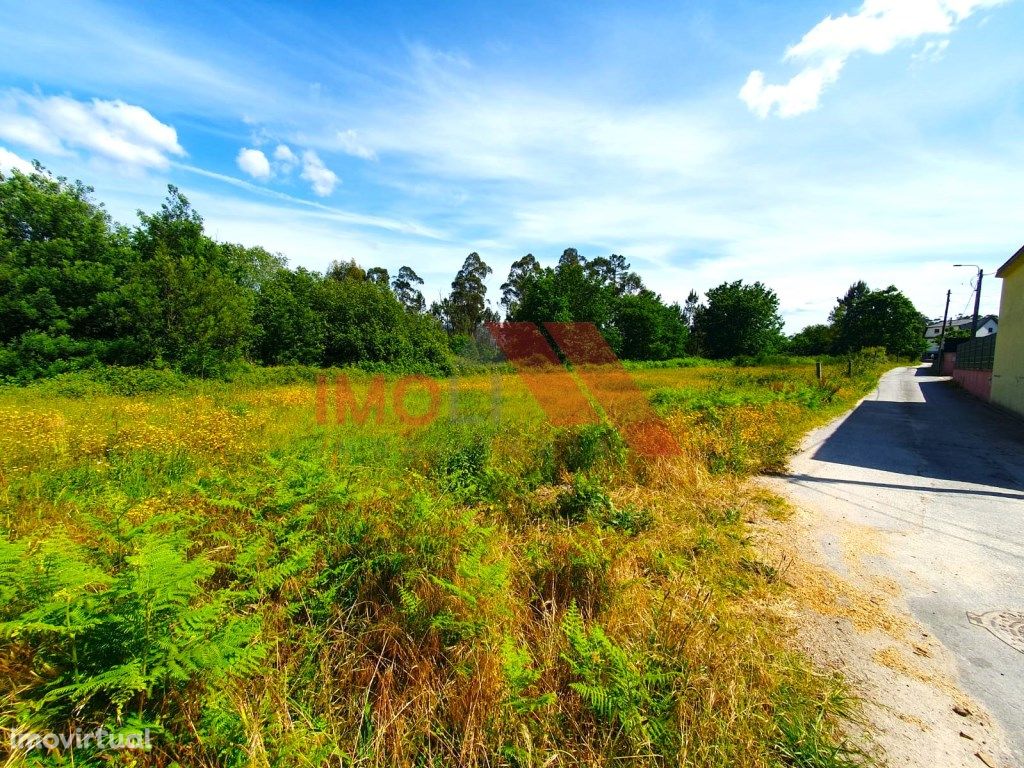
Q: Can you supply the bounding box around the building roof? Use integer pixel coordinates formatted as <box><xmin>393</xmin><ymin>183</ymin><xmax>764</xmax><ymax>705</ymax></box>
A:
<box><xmin>926</xmin><ymin>314</ymin><xmax>997</xmax><ymax>329</ymax></box>
<box><xmin>997</xmin><ymin>245</ymin><xmax>1024</xmax><ymax>278</ymax></box>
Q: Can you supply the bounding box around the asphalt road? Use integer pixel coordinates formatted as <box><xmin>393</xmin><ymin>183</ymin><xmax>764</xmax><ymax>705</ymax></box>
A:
<box><xmin>777</xmin><ymin>365</ymin><xmax>1024</xmax><ymax>762</ymax></box>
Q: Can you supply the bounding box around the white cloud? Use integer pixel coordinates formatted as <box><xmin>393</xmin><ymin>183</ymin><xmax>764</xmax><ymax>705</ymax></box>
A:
<box><xmin>0</xmin><ymin>110</ymin><xmax>66</xmax><ymax>154</ymax></box>
<box><xmin>0</xmin><ymin>147</ymin><xmax>34</xmax><ymax>175</ymax></box>
<box><xmin>0</xmin><ymin>90</ymin><xmax>185</xmax><ymax>168</ymax></box>
<box><xmin>785</xmin><ymin>0</ymin><xmax>1008</xmax><ymax>60</ymax></box>
<box><xmin>236</xmin><ymin>147</ymin><xmax>271</xmax><ymax>179</ymax></box>
<box><xmin>235</xmin><ymin>142</ymin><xmax>344</xmax><ymax>197</ymax></box>
<box><xmin>336</xmin><ymin>129</ymin><xmax>376</xmax><ymax>160</ymax></box>
<box><xmin>740</xmin><ymin>0</ymin><xmax>1012</xmax><ymax>118</ymax></box>
<box><xmin>740</xmin><ymin>60</ymin><xmax>845</xmax><ymax>119</ymax></box>
<box><xmin>300</xmin><ymin>149</ymin><xmax>338</xmax><ymax>196</ymax></box>
<box><xmin>272</xmin><ymin>143</ymin><xmax>297</xmax><ymax>172</ymax></box>
<box><xmin>90</xmin><ymin>99</ymin><xmax>182</xmax><ymax>156</ymax></box>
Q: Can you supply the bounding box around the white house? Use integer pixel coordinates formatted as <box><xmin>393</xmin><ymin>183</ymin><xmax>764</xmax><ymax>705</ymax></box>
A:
<box><xmin>924</xmin><ymin>314</ymin><xmax>998</xmax><ymax>352</ymax></box>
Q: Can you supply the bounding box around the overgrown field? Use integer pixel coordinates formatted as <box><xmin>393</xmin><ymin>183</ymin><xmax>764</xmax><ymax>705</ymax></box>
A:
<box><xmin>0</xmin><ymin>356</ymin><xmax>892</xmax><ymax>767</ymax></box>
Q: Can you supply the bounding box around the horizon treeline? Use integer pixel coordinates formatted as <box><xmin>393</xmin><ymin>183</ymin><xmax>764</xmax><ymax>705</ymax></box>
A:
<box><xmin>0</xmin><ymin>165</ymin><xmax>926</xmax><ymax>381</ymax></box>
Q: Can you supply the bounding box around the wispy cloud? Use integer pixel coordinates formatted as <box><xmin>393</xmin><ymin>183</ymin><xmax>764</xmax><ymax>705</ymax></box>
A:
<box><xmin>335</xmin><ymin>129</ymin><xmax>377</xmax><ymax>160</ymax></box>
<box><xmin>175</xmin><ymin>163</ymin><xmax>442</xmax><ymax>238</ymax></box>
<box><xmin>740</xmin><ymin>0</ymin><xmax>1013</xmax><ymax>118</ymax></box>
<box><xmin>914</xmin><ymin>39</ymin><xmax>951</xmax><ymax>62</ymax></box>
<box><xmin>0</xmin><ymin>0</ymin><xmax>271</xmax><ymax>119</ymax></box>
<box><xmin>341</xmin><ymin>47</ymin><xmax>728</xmax><ymax>185</ymax></box>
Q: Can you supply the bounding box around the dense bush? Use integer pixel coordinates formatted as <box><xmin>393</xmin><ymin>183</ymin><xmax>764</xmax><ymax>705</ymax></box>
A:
<box><xmin>318</xmin><ymin>276</ymin><xmax>453</xmax><ymax>372</ymax></box>
<box><xmin>29</xmin><ymin>366</ymin><xmax>191</xmax><ymax>397</ymax></box>
<box><xmin>552</xmin><ymin>423</ymin><xmax>627</xmax><ymax>475</ymax></box>
<box><xmin>623</xmin><ymin>357</ymin><xmax>725</xmax><ymax>370</ymax></box>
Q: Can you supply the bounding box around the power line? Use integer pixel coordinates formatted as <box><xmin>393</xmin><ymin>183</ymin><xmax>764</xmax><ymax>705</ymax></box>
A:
<box><xmin>957</xmin><ymin>290</ymin><xmax>973</xmax><ymax>318</ymax></box>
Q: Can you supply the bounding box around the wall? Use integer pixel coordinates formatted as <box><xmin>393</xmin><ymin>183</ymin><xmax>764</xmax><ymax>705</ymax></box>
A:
<box><xmin>952</xmin><ymin>368</ymin><xmax>992</xmax><ymax>401</ymax></box>
<box><xmin>939</xmin><ymin>351</ymin><xmax>956</xmax><ymax>375</ymax></box>
<box><xmin>992</xmin><ymin>259</ymin><xmax>1024</xmax><ymax>418</ymax></box>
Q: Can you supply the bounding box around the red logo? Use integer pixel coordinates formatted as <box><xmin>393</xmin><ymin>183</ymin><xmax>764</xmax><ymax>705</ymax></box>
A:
<box><xmin>488</xmin><ymin>322</ymin><xmax>679</xmax><ymax>458</ymax></box>
<box><xmin>316</xmin><ymin>322</ymin><xmax>679</xmax><ymax>459</ymax></box>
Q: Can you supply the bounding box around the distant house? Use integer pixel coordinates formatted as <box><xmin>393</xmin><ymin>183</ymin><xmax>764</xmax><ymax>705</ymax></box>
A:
<box><xmin>992</xmin><ymin>246</ymin><xmax>1024</xmax><ymax>418</ymax></box>
<box><xmin>924</xmin><ymin>314</ymin><xmax>998</xmax><ymax>352</ymax></box>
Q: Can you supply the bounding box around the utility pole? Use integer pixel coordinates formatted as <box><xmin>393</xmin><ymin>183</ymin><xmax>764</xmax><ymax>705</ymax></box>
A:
<box><xmin>954</xmin><ymin>264</ymin><xmax>984</xmax><ymax>337</ymax></box>
<box><xmin>971</xmin><ymin>271</ymin><xmax>983</xmax><ymax>336</ymax></box>
<box><xmin>938</xmin><ymin>289</ymin><xmax>951</xmax><ymax>351</ymax></box>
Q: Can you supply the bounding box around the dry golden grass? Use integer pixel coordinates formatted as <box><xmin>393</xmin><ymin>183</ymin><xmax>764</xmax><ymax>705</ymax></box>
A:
<box><xmin>0</xmin><ymin>361</ymin><xmax>890</xmax><ymax>767</ymax></box>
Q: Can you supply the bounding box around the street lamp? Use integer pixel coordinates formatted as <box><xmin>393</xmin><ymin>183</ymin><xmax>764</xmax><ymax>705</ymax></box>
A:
<box><xmin>953</xmin><ymin>264</ymin><xmax>984</xmax><ymax>336</ymax></box>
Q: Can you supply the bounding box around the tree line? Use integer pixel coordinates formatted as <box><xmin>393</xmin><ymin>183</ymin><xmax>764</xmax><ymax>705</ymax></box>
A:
<box><xmin>788</xmin><ymin>281</ymin><xmax>928</xmax><ymax>359</ymax></box>
<box><xmin>0</xmin><ymin>165</ymin><xmax>926</xmax><ymax>381</ymax></box>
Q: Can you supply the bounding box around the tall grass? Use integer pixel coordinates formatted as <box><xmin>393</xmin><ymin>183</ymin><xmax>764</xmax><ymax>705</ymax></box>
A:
<box><xmin>0</xmin><ymin>359</ymin><xmax>891</xmax><ymax>766</ymax></box>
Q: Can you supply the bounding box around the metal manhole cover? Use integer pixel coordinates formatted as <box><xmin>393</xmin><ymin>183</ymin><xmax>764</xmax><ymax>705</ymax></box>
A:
<box><xmin>967</xmin><ymin>610</ymin><xmax>1024</xmax><ymax>654</ymax></box>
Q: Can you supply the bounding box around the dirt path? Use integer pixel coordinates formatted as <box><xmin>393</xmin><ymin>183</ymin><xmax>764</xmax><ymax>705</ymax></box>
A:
<box><xmin>756</xmin><ymin>365</ymin><xmax>1024</xmax><ymax>768</ymax></box>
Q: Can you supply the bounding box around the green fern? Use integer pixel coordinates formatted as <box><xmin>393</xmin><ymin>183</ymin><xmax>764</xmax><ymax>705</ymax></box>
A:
<box><xmin>561</xmin><ymin>603</ymin><xmax>679</xmax><ymax>755</ymax></box>
<box><xmin>500</xmin><ymin>637</ymin><xmax>555</xmax><ymax>714</ymax></box>
<box><xmin>0</xmin><ymin>521</ymin><xmax>262</xmax><ymax>734</ymax></box>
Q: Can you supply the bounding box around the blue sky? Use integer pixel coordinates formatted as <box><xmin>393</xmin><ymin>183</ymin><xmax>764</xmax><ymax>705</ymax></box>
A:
<box><xmin>1</xmin><ymin>0</ymin><xmax>1021</xmax><ymax>329</ymax></box>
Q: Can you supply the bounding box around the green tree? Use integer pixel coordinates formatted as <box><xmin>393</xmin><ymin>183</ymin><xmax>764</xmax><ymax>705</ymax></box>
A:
<box><xmin>0</xmin><ymin>165</ymin><xmax>132</xmax><ymax>378</ymax></box>
<box><xmin>217</xmin><ymin>242</ymin><xmax>282</xmax><ymax>292</ymax></box>
<box><xmin>829</xmin><ymin>280</ymin><xmax>870</xmax><ymax>327</ymax></box>
<box><xmin>128</xmin><ymin>186</ymin><xmax>255</xmax><ymax>376</ymax></box>
<box><xmin>366</xmin><ymin>266</ymin><xmax>390</xmax><ymax>287</ymax></box>
<box><xmin>500</xmin><ymin>253</ymin><xmax>542</xmax><ymax>317</ymax></box>
<box><xmin>325</xmin><ymin>259</ymin><xmax>366</xmax><ymax>282</ymax></box>
<box><xmin>691</xmin><ymin>280</ymin><xmax>785</xmax><ymax>359</ymax></box>
<box><xmin>681</xmin><ymin>290</ymin><xmax>700</xmax><ymax>328</ymax></box>
<box><xmin>830</xmin><ymin>283</ymin><xmax>926</xmax><ymax>358</ymax></box>
<box><xmin>613</xmin><ymin>292</ymin><xmax>688</xmax><ymax>360</ymax></box>
<box><xmin>585</xmin><ymin>254</ymin><xmax>643</xmax><ymax>297</ymax></box>
<box><xmin>1</xmin><ymin>165</ymin><xmax>459</xmax><ymax>378</ymax></box>
<box><xmin>789</xmin><ymin>324</ymin><xmax>835</xmax><ymax>356</ymax></box>
<box><xmin>434</xmin><ymin>252</ymin><xmax>493</xmax><ymax>335</ymax></box>
<box><xmin>557</xmin><ymin>247</ymin><xmax>584</xmax><ymax>267</ymax></box>
<box><xmin>512</xmin><ymin>251</ymin><xmax>616</xmax><ymax>332</ymax></box>
<box><xmin>391</xmin><ymin>265</ymin><xmax>426</xmax><ymax>313</ymax></box>
<box><xmin>509</xmin><ymin>249</ymin><xmax>689</xmax><ymax>361</ymax></box>
<box><xmin>317</xmin><ymin>270</ymin><xmax>451</xmax><ymax>370</ymax></box>
<box><xmin>252</xmin><ymin>267</ymin><xmax>325</xmax><ymax>365</ymax></box>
